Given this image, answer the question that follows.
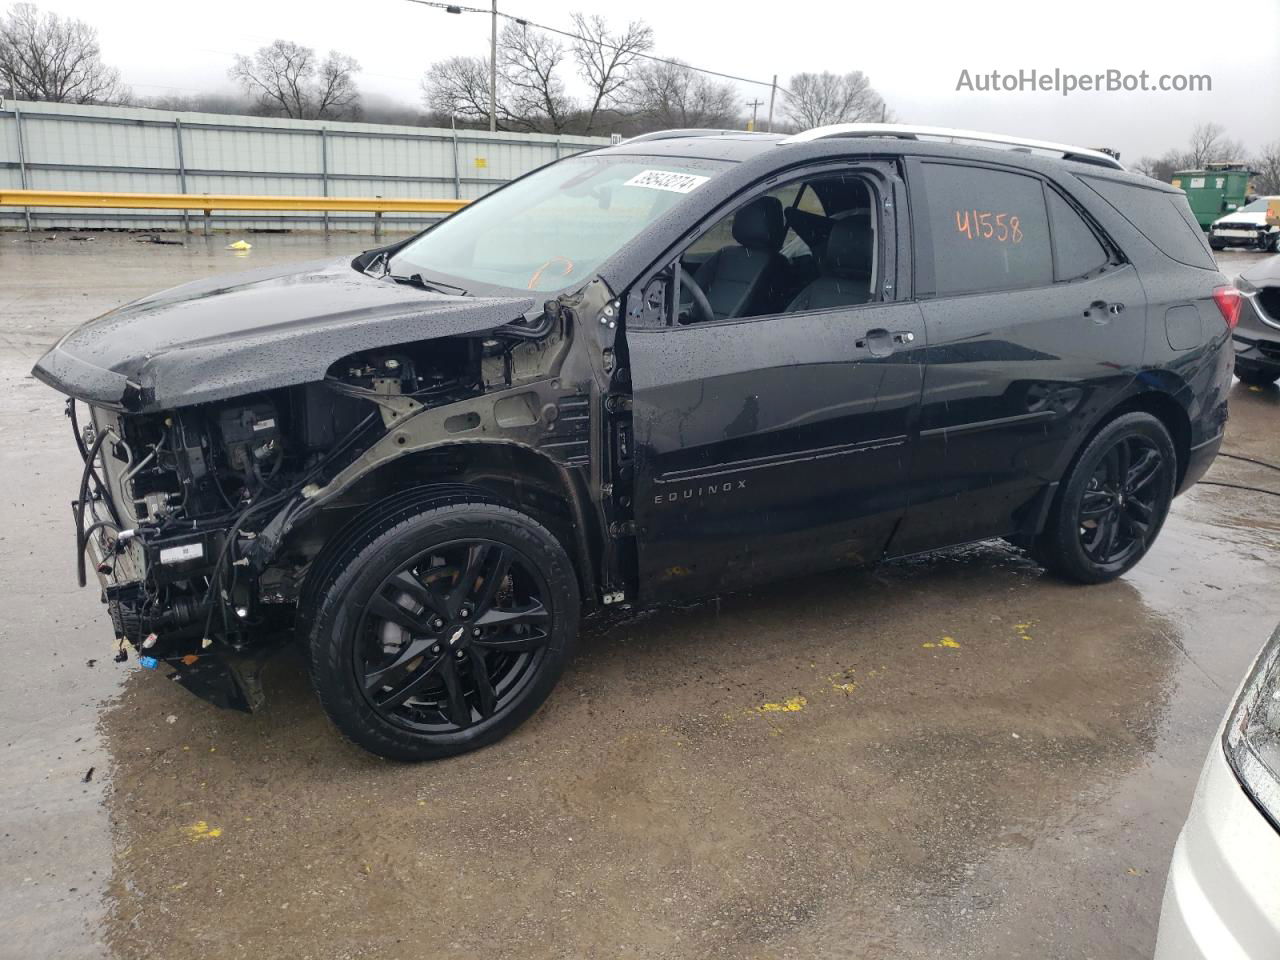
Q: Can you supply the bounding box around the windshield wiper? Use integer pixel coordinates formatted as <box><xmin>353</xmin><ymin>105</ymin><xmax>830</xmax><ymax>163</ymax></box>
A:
<box><xmin>390</xmin><ymin>272</ymin><xmax>468</xmax><ymax>297</ymax></box>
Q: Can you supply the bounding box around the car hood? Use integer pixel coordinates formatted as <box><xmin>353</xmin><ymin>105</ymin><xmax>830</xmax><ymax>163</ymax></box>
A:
<box><xmin>1213</xmin><ymin>212</ymin><xmax>1267</xmax><ymax>227</ymax></box>
<box><xmin>31</xmin><ymin>257</ymin><xmax>535</xmax><ymax>411</ymax></box>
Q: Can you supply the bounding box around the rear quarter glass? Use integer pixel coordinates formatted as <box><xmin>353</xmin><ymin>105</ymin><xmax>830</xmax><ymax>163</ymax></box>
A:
<box><xmin>1080</xmin><ymin>176</ymin><xmax>1217</xmax><ymax>270</ymax></box>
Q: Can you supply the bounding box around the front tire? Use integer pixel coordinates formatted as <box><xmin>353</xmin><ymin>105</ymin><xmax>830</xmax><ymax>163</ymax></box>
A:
<box><xmin>1236</xmin><ymin>364</ymin><xmax>1280</xmax><ymax>387</ymax></box>
<box><xmin>307</xmin><ymin>498</ymin><xmax>580</xmax><ymax>761</ymax></box>
<box><xmin>1033</xmin><ymin>413</ymin><xmax>1176</xmax><ymax>584</ymax></box>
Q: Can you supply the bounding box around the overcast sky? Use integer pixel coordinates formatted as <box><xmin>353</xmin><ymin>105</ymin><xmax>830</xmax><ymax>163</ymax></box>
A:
<box><xmin>26</xmin><ymin>0</ymin><xmax>1280</xmax><ymax>160</ymax></box>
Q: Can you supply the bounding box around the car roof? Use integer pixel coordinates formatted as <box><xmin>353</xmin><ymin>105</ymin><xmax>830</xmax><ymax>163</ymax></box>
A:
<box><xmin>597</xmin><ymin>130</ymin><xmax>1174</xmax><ymax>193</ymax></box>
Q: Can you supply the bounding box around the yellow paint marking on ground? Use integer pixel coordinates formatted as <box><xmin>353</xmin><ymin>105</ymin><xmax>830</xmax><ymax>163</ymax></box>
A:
<box><xmin>923</xmin><ymin>636</ymin><xmax>961</xmax><ymax>649</ymax></box>
<box><xmin>828</xmin><ymin>668</ymin><xmax>858</xmax><ymax>694</ymax></box>
<box><xmin>757</xmin><ymin>696</ymin><xmax>807</xmax><ymax>713</ymax></box>
<box><xmin>183</xmin><ymin>821</ymin><xmax>223</xmax><ymax>841</ymax></box>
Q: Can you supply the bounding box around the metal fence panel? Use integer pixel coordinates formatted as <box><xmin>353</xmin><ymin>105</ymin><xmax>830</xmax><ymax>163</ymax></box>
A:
<box><xmin>0</xmin><ymin>99</ymin><xmax>610</xmax><ymax>231</ymax></box>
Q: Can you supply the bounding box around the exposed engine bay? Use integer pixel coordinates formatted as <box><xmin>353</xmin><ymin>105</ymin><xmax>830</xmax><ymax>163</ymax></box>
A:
<box><xmin>73</xmin><ymin>338</ymin><xmax>487</xmax><ymax>709</ymax></box>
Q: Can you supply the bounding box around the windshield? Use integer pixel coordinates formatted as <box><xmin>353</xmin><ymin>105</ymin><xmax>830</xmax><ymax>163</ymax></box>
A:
<box><xmin>1239</xmin><ymin>198</ymin><xmax>1275</xmax><ymax>213</ymax></box>
<box><xmin>387</xmin><ymin>154</ymin><xmax>731</xmax><ymax>294</ymax></box>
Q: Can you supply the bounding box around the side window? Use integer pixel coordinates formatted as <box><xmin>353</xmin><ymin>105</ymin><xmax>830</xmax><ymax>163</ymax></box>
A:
<box><xmin>1081</xmin><ymin>175</ymin><xmax>1216</xmax><ymax>270</ymax></box>
<box><xmin>1047</xmin><ymin>189</ymin><xmax>1109</xmax><ymax>281</ymax></box>
<box><xmin>778</xmin><ymin>183</ymin><xmax>826</xmax><ymax>260</ymax></box>
<box><xmin>675</xmin><ymin>173</ymin><xmax>879</xmax><ymax>324</ymax></box>
<box><xmin>920</xmin><ymin>163</ymin><xmax>1052</xmax><ymax>296</ymax></box>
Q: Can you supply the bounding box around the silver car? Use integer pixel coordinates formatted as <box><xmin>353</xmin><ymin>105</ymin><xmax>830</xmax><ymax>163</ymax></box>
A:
<box><xmin>1155</xmin><ymin>624</ymin><xmax>1280</xmax><ymax>958</ymax></box>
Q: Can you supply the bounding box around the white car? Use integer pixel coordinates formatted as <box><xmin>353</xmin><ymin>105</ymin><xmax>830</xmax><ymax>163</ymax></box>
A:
<box><xmin>1154</xmin><ymin>624</ymin><xmax>1280</xmax><ymax>958</ymax></box>
<box><xmin>1209</xmin><ymin>196</ymin><xmax>1280</xmax><ymax>252</ymax></box>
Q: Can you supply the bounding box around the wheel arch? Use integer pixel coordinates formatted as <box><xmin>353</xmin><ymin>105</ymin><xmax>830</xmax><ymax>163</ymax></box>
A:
<box><xmin>288</xmin><ymin>441</ymin><xmax>602</xmax><ymax>629</ymax></box>
<box><xmin>1055</xmin><ymin>385</ymin><xmax>1192</xmax><ymax>491</ymax></box>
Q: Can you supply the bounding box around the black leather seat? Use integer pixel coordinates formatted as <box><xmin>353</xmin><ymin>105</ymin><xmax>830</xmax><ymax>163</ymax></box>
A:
<box><xmin>785</xmin><ymin>215</ymin><xmax>874</xmax><ymax>312</ymax></box>
<box><xmin>692</xmin><ymin>195</ymin><xmax>788</xmax><ymax>320</ymax></box>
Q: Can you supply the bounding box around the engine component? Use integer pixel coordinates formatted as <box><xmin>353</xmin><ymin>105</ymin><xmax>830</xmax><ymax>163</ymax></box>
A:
<box><xmin>216</xmin><ymin>403</ymin><xmax>280</xmax><ymax>473</ymax></box>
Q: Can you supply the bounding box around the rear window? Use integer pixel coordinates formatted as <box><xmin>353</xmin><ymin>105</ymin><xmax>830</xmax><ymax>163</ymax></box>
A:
<box><xmin>1081</xmin><ymin>176</ymin><xmax>1217</xmax><ymax>270</ymax></box>
<box><xmin>920</xmin><ymin>162</ymin><xmax>1053</xmax><ymax>296</ymax></box>
<box><xmin>1047</xmin><ymin>189</ymin><xmax>1109</xmax><ymax>281</ymax></box>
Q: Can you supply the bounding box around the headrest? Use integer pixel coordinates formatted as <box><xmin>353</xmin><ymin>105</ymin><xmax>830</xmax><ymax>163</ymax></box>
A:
<box><xmin>731</xmin><ymin>195</ymin><xmax>786</xmax><ymax>252</ymax></box>
<box><xmin>821</xmin><ymin>216</ymin><xmax>873</xmax><ymax>279</ymax></box>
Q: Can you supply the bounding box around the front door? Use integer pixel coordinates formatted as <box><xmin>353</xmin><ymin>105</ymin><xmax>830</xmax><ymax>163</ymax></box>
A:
<box><xmin>624</xmin><ymin>166</ymin><xmax>926</xmax><ymax>602</ymax></box>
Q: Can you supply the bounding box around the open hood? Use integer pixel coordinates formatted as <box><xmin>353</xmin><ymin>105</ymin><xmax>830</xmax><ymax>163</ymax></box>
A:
<box><xmin>31</xmin><ymin>258</ymin><xmax>535</xmax><ymax>411</ymax></box>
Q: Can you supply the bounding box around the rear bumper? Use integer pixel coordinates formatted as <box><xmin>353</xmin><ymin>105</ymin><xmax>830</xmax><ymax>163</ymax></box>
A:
<box><xmin>1181</xmin><ymin>430</ymin><xmax>1223</xmax><ymax>493</ymax></box>
<box><xmin>1154</xmin><ymin>743</ymin><xmax>1280</xmax><ymax>960</ymax></box>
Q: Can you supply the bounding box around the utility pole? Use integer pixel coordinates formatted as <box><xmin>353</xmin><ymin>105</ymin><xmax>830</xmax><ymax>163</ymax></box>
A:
<box><xmin>746</xmin><ymin>98</ymin><xmax>764</xmax><ymax>131</ymax></box>
<box><xmin>489</xmin><ymin>0</ymin><xmax>498</xmax><ymax>132</ymax></box>
<box><xmin>766</xmin><ymin>74</ymin><xmax>777</xmax><ymax>133</ymax></box>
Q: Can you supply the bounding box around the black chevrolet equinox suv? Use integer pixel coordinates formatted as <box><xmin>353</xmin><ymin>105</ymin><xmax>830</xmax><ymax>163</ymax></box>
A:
<box><xmin>35</xmin><ymin>124</ymin><xmax>1234</xmax><ymax>760</ymax></box>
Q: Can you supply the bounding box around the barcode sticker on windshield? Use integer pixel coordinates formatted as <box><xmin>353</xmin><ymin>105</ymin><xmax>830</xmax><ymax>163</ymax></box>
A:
<box><xmin>623</xmin><ymin>170</ymin><xmax>710</xmax><ymax>194</ymax></box>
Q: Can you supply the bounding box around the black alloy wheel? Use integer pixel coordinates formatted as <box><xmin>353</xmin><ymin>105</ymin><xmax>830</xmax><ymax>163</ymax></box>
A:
<box><xmin>307</xmin><ymin>498</ymin><xmax>579</xmax><ymax>761</ymax></box>
<box><xmin>1033</xmin><ymin>412</ymin><xmax>1176</xmax><ymax>584</ymax></box>
<box><xmin>358</xmin><ymin>539</ymin><xmax>551</xmax><ymax>733</ymax></box>
<box><xmin>1077</xmin><ymin>435</ymin><xmax>1166</xmax><ymax>569</ymax></box>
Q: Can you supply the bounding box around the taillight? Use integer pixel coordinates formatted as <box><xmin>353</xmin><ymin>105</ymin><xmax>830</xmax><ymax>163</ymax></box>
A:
<box><xmin>1213</xmin><ymin>286</ymin><xmax>1242</xmax><ymax>329</ymax></box>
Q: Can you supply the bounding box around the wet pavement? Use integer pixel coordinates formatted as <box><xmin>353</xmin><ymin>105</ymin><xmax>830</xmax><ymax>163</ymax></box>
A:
<box><xmin>1</xmin><ymin>233</ymin><xmax>1278</xmax><ymax>960</ymax></box>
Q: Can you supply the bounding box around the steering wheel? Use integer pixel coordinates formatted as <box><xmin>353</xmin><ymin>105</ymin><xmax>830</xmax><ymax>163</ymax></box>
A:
<box><xmin>678</xmin><ymin>269</ymin><xmax>716</xmax><ymax>325</ymax></box>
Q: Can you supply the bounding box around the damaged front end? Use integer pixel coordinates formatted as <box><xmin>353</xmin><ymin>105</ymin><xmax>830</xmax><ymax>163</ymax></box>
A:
<box><xmin>44</xmin><ymin>259</ymin><xmax>559</xmax><ymax>712</ymax></box>
<box><xmin>68</xmin><ymin>360</ymin><xmax>447</xmax><ymax>710</ymax></box>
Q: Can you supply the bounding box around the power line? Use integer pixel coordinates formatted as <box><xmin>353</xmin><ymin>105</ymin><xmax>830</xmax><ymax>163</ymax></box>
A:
<box><xmin>403</xmin><ymin>0</ymin><xmax>789</xmax><ymax>94</ymax></box>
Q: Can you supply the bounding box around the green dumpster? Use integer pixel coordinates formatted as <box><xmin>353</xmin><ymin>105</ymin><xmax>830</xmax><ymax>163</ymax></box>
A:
<box><xmin>1172</xmin><ymin>163</ymin><xmax>1257</xmax><ymax>229</ymax></box>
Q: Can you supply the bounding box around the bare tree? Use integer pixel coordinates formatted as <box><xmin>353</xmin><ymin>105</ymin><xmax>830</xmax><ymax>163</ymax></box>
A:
<box><xmin>0</xmin><ymin>2</ymin><xmax>127</xmax><ymax>103</ymax></box>
<box><xmin>1133</xmin><ymin>155</ymin><xmax>1169</xmax><ymax>181</ymax></box>
<box><xmin>230</xmin><ymin>40</ymin><xmax>360</xmax><ymax>120</ymax></box>
<box><xmin>570</xmin><ymin>13</ymin><xmax>652</xmax><ymax>134</ymax></box>
<box><xmin>631</xmin><ymin>59</ymin><xmax>740</xmax><ymax>129</ymax></box>
<box><xmin>1186</xmin><ymin>122</ymin><xmax>1244</xmax><ymax>168</ymax></box>
<box><xmin>499</xmin><ymin>21</ymin><xmax>573</xmax><ymax>133</ymax></box>
<box><xmin>782</xmin><ymin>70</ymin><xmax>885</xmax><ymax>128</ymax></box>
<box><xmin>422</xmin><ymin>55</ymin><xmax>496</xmax><ymax>127</ymax></box>
<box><xmin>315</xmin><ymin>51</ymin><xmax>360</xmax><ymax>118</ymax></box>
<box><xmin>1252</xmin><ymin>141</ymin><xmax>1280</xmax><ymax>196</ymax></box>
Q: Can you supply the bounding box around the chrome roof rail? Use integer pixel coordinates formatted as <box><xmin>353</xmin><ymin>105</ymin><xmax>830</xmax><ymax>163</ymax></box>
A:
<box><xmin>778</xmin><ymin>123</ymin><xmax>1125</xmax><ymax>170</ymax></box>
<box><xmin>617</xmin><ymin>128</ymin><xmax>773</xmax><ymax>145</ymax></box>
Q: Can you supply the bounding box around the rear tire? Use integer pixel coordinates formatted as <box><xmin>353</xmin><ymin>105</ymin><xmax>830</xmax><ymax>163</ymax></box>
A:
<box><xmin>1033</xmin><ymin>412</ymin><xmax>1176</xmax><ymax>584</ymax></box>
<box><xmin>1236</xmin><ymin>364</ymin><xmax>1280</xmax><ymax>387</ymax></box>
<box><xmin>306</xmin><ymin>498</ymin><xmax>579</xmax><ymax>761</ymax></box>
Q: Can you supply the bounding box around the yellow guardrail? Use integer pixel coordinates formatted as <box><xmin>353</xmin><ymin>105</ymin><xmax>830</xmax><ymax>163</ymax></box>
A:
<box><xmin>0</xmin><ymin>188</ymin><xmax>469</xmax><ymax>214</ymax></box>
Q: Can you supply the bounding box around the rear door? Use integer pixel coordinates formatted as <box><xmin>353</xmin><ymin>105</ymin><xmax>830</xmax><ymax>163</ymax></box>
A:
<box><xmin>889</xmin><ymin>159</ymin><xmax>1147</xmax><ymax>556</ymax></box>
<box><xmin>624</xmin><ymin>162</ymin><xmax>927</xmax><ymax>602</ymax></box>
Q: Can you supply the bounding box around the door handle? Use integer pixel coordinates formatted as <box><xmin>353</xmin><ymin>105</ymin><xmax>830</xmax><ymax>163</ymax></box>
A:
<box><xmin>1084</xmin><ymin>300</ymin><xmax>1124</xmax><ymax>323</ymax></box>
<box><xmin>856</xmin><ymin>329</ymin><xmax>915</xmax><ymax>356</ymax></box>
